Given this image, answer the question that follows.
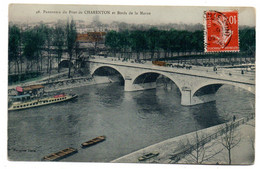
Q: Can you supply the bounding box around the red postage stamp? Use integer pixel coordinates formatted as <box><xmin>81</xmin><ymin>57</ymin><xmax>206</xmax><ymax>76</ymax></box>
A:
<box><xmin>204</xmin><ymin>10</ymin><xmax>239</xmax><ymax>52</ymax></box>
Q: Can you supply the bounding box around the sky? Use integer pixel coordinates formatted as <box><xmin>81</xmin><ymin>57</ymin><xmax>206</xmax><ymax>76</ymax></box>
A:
<box><xmin>9</xmin><ymin>4</ymin><xmax>256</xmax><ymax>26</ymax></box>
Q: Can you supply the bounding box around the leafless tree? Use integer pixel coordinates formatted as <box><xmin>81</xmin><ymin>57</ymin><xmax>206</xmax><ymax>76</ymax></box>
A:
<box><xmin>171</xmin><ymin>130</ymin><xmax>223</xmax><ymax>164</ymax></box>
<box><xmin>219</xmin><ymin>122</ymin><xmax>241</xmax><ymax>165</ymax></box>
<box><xmin>66</xmin><ymin>19</ymin><xmax>77</xmax><ymax>78</ymax></box>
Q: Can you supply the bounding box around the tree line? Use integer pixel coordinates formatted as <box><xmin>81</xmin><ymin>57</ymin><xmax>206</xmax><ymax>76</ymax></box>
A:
<box><xmin>105</xmin><ymin>27</ymin><xmax>255</xmax><ymax>59</ymax></box>
<box><xmin>105</xmin><ymin>28</ymin><xmax>203</xmax><ymax>59</ymax></box>
<box><xmin>8</xmin><ymin>20</ymin><xmax>78</xmax><ymax>78</ymax></box>
<box><xmin>9</xmin><ymin>21</ymin><xmax>255</xmax><ymax>77</ymax></box>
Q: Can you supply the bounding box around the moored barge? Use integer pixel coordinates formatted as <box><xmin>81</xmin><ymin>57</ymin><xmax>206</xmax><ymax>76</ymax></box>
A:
<box><xmin>42</xmin><ymin>147</ymin><xmax>78</xmax><ymax>161</ymax></box>
<box><xmin>81</xmin><ymin>136</ymin><xmax>106</xmax><ymax>148</ymax></box>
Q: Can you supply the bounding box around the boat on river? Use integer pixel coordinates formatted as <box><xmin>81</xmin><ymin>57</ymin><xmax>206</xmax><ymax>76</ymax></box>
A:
<box><xmin>81</xmin><ymin>136</ymin><xmax>106</xmax><ymax>148</ymax></box>
<box><xmin>42</xmin><ymin>147</ymin><xmax>78</xmax><ymax>161</ymax></box>
<box><xmin>138</xmin><ymin>152</ymin><xmax>160</xmax><ymax>161</ymax></box>
<box><xmin>8</xmin><ymin>93</ymin><xmax>78</xmax><ymax>111</ymax></box>
<box><xmin>8</xmin><ymin>85</ymin><xmax>78</xmax><ymax>111</ymax></box>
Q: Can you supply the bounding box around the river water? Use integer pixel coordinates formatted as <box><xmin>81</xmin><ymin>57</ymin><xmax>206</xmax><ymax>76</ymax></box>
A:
<box><xmin>8</xmin><ymin>82</ymin><xmax>255</xmax><ymax>162</ymax></box>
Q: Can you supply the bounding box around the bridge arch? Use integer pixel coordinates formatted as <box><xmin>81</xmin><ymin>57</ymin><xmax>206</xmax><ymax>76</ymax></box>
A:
<box><xmin>91</xmin><ymin>65</ymin><xmax>125</xmax><ymax>80</ymax></box>
<box><xmin>59</xmin><ymin>60</ymin><xmax>74</xmax><ymax>68</ymax></box>
<box><xmin>192</xmin><ymin>81</ymin><xmax>255</xmax><ymax>98</ymax></box>
<box><xmin>131</xmin><ymin>71</ymin><xmax>183</xmax><ymax>94</ymax></box>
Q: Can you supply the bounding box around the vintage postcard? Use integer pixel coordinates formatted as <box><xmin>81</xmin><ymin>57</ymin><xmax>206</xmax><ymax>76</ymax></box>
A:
<box><xmin>8</xmin><ymin>4</ymin><xmax>255</xmax><ymax>165</ymax></box>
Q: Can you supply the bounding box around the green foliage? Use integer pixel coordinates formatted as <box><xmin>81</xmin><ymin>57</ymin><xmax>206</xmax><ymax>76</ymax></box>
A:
<box><xmin>130</xmin><ymin>30</ymin><xmax>147</xmax><ymax>52</ymax></box>
<box><xmin>105</xmin><ymin>27</ymin><xmax>255</xmax><ymax>58</ymax></box>
<box><xmin>239</xmin><ymin>28</ymin><xmax>255</xmax><ymax>54</ymax></box>
<box><xmin>8</xmin><ymin>22</ymin><xmax>256</xmax><ymax>75</ymax></box>
<box><xmin>23</xmin><ymin>29</ymin><xmax>40</xmax><ymax>61</ymax></box>
<box><xmin>8</xmin><ymin>25</ymin><xmax>21</xmax><ymax>62</ymax></box>
<box><xmin>105</xmin><ymin>28</ymin><xmax>205</xmax><ymax>57</ymax></box>
<box><xmin>22</xmin><ymin>24</ymin><xmax>50</xmax><ymax>61</ymax></box>
<box><xmin>66</xmin><ymin>19</ymin><xmax>77</xmax><ymax>78</ymax></box>
<box><xmin>66</xmin><ymin>19</ymin><xmax>77</xmax><ymax>55</ymax></box>
<box><xmin>9</xmin><ymin>22</ymin><xmax>68</xmax><ymax>75</ymax></box>
<box><xmin>105</xmin><ymin>31</ymin><xmax>121</xmax><ymax>52</ymax></box>
<box><xmin>8</xmin><ymin>72</ymin><xmax>42</xmax><ymax>84</ymax></box>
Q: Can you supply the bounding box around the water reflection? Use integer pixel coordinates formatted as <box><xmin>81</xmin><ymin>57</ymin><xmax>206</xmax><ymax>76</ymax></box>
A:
<box><xmin>190</xmin><ymin>102</ymin><xmax>225</xmax><ymax>128</ymax></box>
<box><xmin>94</xmin><ymin>84</ymin><xmax>124</xmax><ymax>107</ymax></box>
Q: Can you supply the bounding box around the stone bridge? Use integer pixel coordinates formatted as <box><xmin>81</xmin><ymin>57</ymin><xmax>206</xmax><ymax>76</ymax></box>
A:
<box><xmin>87</xmin><ymin>57</ymin><xmax>255</xmax><ymax>106</ymax></box>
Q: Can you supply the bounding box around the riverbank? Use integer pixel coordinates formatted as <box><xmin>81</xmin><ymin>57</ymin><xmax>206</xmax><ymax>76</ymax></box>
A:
<box><xmin>8</xmin><ymin>70</ymin><xmax>69</xmax><ymax>90</ymax></box>
<box><xmin>44</xmin><ymin>76</ymin><xmax>119</xmax><ymax>92</ymax></box>
<box><xmin>178</xmin><ymin>119</ymin><xmax>255</xmax><ymax>165</ymax></box>
<box><xmin>111</xmin><ymin>116</ymin><xmax>255</xmax><ymax>165</ymax></box>
<box><xmin>8</xmin><ymin>75</ymin><xmax>121</xmax><ymax>95</ymax></box>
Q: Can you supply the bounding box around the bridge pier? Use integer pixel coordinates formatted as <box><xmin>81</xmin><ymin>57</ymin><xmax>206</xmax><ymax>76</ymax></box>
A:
<box><xmin>181</xmin><ymin>88</ymin><xmax>192</xmax><ymax>106</ymax></box>
<box><xmin>181</xmin><ymin>87</ymin><xmax>216</xmax><ymax>106</ymax></box>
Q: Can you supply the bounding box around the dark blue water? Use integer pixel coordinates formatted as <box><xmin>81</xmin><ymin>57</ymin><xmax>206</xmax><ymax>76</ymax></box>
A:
<box><xmin>8</xmin><ymin>82</ymin><xmax>255</xmax><ymax>162</ymax></box>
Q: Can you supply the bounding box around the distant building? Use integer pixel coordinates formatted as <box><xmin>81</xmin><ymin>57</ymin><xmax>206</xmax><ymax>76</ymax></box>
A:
<box><xmin>76</xmin><ymin>32</ymin><xmax>106</xmax><ymax>43</ymax></box>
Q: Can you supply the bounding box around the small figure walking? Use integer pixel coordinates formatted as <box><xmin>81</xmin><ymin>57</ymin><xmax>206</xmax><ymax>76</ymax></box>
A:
<box><xmin>233</xmin><ymin>115</ymin><xmax>236</xmax><ymax>122</ymax></box>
